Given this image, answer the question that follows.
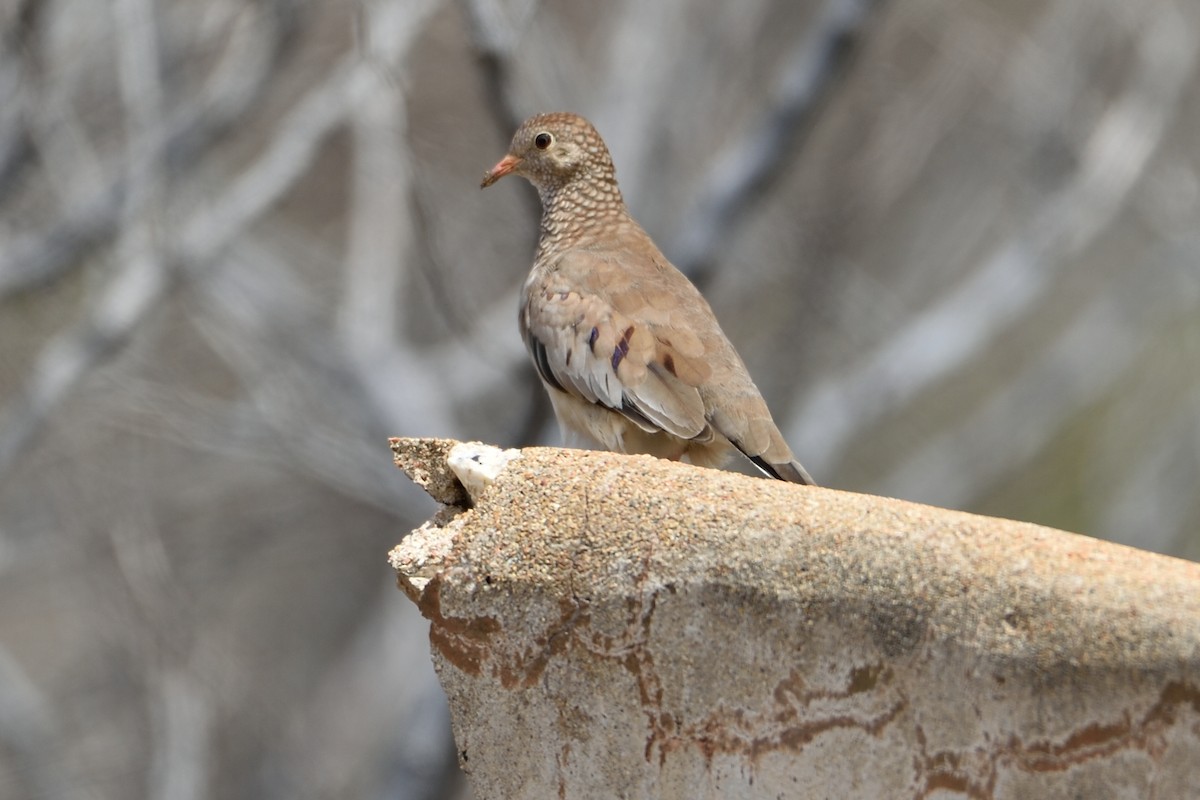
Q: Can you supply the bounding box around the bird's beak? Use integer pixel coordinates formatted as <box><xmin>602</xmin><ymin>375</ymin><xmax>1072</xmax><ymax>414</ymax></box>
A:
<box><xmin>481</xmin><ymin>154</ymin><xmax>522</xmax><ymax>188</ymax></box>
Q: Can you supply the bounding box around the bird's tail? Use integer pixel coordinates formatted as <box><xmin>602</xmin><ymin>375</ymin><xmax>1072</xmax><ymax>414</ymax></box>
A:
<box><xmin>747</xmin><ymin>453</ymin><xmax>816</xmax><ymax>485</ymax></box>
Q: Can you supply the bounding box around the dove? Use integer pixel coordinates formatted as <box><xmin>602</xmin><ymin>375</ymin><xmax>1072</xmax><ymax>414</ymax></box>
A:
<box><xmin>481</xmin><ymin>112</ymin><xmax>814</xmax><ymax>485</ymax></box>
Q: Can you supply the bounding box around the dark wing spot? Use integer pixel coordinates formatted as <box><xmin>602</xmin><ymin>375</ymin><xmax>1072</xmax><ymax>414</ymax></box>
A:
<box><xmin>565</xmin><ymin>348</ymin><xmax>572</xmax><ymax>366</ymax></box>
<box><xmin>588</xmin><ymin>326</ymin><xmax>600</xmax><ymax>352</ymax></box>
<box><xmin>529</xmin><ymin>335</ymin><xmax>566</xmax><ymax>393</ymax></box>
<box><xmin>662</xmin><ymin>353</ymin><xmax>676</xmax><ymax>376</ymax></box>
<box><xmin>611</xmin><ymin>325</ymin><xmax>636</xmax><ymax>370</ymax></box>
<box><xmin>611</xmin><ymin>337</ymin><xmax>630</xmax><ymax>371</ymax></box>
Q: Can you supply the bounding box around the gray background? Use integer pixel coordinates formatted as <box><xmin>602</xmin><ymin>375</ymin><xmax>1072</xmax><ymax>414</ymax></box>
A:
<box><xmin>1</xmin><ymin>0</ymin><xmax>1197</xmax><ymax>797</ymax></box>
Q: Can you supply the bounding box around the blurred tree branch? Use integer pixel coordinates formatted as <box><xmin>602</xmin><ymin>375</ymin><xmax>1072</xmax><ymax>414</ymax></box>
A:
<box><xmin>789</xmin><ymin>0</ymin><xmax>1198</xmax><ymax>487</ymax></box>
<box><xmin>0</xmin><ymin>0</ymin><xmax>442</xmax><ymax>479</ymax></box>
<box><xmin>669</xmin><ymin>0</ymin><xmax>880</xmax><ymax>284</ymax></box>
<box><xmin>0</xmin><ymin>0</ymin><xmax>294</xmax><ymax>298</ymax></box>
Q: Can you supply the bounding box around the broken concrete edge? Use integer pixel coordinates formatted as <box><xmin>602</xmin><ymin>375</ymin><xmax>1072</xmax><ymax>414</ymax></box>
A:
<box><xmin>388</xmin><ymin>438</ymin><xmax>523</xmax><ymax>602</ymax></box>
<box><xmin>388</xmin><ymin>437</ymin><xmax>470</xmax><ymax>507</ymax></box>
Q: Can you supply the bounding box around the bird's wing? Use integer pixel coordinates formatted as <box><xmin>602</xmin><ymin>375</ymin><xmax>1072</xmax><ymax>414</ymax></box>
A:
<box><xmin>520</xmin><ymin>249</ymin><xmax>714</xmax><ymax>440</ymax></box>
<box><xmin>523</xmin><ymin>247</ymin><xmax>815</xmax><ymax>484</ymax></box>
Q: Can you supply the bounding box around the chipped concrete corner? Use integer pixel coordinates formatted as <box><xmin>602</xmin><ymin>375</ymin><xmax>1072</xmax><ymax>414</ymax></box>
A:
<box><xmin>387</xmin><ymin>437</ymin><xmax>1200</xmax><ymax>800</ymax></box>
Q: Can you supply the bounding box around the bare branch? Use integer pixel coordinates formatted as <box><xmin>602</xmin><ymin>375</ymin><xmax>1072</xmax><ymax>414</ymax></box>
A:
<box><xmin>339</xmin><ymin>0</ymin><xmax>444</xmax><ymax>357</ymax></box>
<box><xmin>148</xmin><ymin>671</ymin><xmax>212</xmax><ymax>800</ymax></box>
<box><xmin>340</xmin><ymin>87</ymin><xmax>409</xmax><ymax>356</ymax></box>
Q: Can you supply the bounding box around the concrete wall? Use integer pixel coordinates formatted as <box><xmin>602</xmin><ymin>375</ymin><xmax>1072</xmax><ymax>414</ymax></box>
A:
<box><xmin>390</xmin><ymin>438</ymin><xmax>1200</xmax><ymax>799</ymax></box>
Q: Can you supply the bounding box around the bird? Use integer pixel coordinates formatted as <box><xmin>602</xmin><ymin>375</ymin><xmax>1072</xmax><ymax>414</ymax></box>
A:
<box><xmin>480</xmin><ymin>112</ymin><xmax>815</xmax><ymax>485</ymax></box>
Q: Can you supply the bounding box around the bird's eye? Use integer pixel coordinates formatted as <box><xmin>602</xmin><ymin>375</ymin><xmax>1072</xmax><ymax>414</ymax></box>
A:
<box><xmin>534</xmin><ymin>132</ymin><xmax>554</xmax><ymax>150</ymax></box>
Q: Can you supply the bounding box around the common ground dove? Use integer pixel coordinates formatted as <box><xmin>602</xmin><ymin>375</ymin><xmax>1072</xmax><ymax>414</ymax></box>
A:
<box><xmin>481</xmin><ymin>112</ymin><xmax>815</xmax><ymax>485</ymax></box>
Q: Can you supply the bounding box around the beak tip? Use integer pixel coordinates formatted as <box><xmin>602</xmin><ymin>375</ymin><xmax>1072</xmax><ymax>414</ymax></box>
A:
<box><xmin>480</xmin><ymin>154</ymin><xmax>520</xmax><ymax>189</ymax></box>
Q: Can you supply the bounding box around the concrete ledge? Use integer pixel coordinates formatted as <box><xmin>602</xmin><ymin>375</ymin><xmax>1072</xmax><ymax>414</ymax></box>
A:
<box><xmin>388</xmin><ymin>437</ymin><xmax>1200</xmax><ymax>799</ymax></box>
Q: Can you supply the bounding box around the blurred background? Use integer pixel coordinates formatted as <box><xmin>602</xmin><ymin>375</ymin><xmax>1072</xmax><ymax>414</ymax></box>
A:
<box><xmin>0</xmin><ymin>0</ymin><xmax>1197</xmax><ymax>797</ymax></box>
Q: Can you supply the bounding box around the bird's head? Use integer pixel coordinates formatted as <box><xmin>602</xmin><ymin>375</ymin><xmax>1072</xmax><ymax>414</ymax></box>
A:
<box><xmin>481</xmin><ymin>112</ymin><xmax>614</xmax><ymax>193</ymax></box>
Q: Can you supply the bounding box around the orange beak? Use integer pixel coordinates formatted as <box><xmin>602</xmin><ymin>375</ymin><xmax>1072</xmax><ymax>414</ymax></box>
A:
<box><xmin>480</xmin><ymin>154</ymin><xmax>522</xmax><ymax>188</ymax></box>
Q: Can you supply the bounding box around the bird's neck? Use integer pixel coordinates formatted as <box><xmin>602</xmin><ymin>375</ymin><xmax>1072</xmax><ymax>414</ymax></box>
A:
<box><xmin>536</xmin><ymin>173</ymin><xmax>631</xmax><ymax>259</ymax></box>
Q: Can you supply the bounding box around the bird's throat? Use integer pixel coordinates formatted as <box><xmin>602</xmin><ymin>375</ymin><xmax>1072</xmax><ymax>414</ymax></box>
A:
<box><xmin>536</xmin><ymin>177</ymin><xmax>630</xmax><ymax>260</ymax></box>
